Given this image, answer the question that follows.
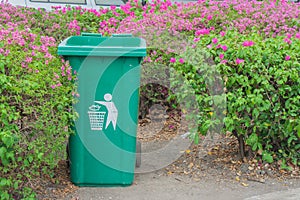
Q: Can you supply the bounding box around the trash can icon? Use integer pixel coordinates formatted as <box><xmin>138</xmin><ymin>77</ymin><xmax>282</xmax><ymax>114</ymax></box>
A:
<box><xmin>88</xmin><ymin>105</ymin><xmax>106</xmax><ymax>131</ymax></box>
<box><xmin>88</xmin><ymin>93</ymin><xmax>118</xmax><ymax>131</ymax></box>
<box><xmin>58</xmin><ymin>33</ymin><xmax>146</xmax><ymax>186</ymax></box>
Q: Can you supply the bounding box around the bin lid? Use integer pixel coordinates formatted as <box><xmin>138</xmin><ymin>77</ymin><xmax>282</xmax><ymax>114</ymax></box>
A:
<box><xmin>57</xmin><ymin>33</ymin><xmax>146</xmax><ymax>57</ymax></box>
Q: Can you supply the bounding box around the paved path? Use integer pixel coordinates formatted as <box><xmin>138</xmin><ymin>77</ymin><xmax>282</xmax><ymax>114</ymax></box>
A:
<box><xmin>244</xmin><ymin>187</ymin><xmax>300</xmax><ymax>200</ymax></box>
<box><xmin>66</xmin><ymin>136</ymin><xmax>300</xmax><ymax>200</ymax></box>
<box><xmin>66</xmin><ymin>171</ymin><xmax>300</xmax><ymax>200</ymax></box>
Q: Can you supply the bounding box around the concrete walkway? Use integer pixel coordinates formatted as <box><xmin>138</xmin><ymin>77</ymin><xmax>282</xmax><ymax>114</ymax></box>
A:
<box><xmin>66</xmin><ymin>171</ymin><xmax>300</xmax><ymax>200</ymax></box>
<box><xmin>65</xmin><ymin>135</ymin><xmax>300</xmax><ymax>200</ymax></box>
<box><xmin>244</xmin><ymin>187</ymin><xmax>300</xmax><ymax>200</ymax></box>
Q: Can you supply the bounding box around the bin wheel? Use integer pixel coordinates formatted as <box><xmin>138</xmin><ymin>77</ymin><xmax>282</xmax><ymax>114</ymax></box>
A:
<box><xmin>136</xmin><ymin>140</ymin><xmax>141</xmax><ymax>168</ymax></box>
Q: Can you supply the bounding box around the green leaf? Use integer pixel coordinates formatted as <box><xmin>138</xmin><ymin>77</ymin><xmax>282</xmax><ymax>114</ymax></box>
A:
<box><xmin>37</xmin><ymin>153</ymin><xmax>44</xmax><ymax>160</ymax></box>
<box><xmin>28</xmin><ymin>155</ymin><xmax>34</xmax><ymax>163</ymax></box>
<box><xmin>262</xmin><ymin>151</ymin><xmax>274</xmax><ymax>163</ymax></box>
<box><xmin>0</xmin><ymin>178</ymin><xmax>7</xmax><ymax>187</ymax></box>
<box><xmin>246</xmin><ymin>133</ymin><xmax>258</xmax><ymax>147</ymax></box>
<box><xmin>295</xmin><ymin>124</ymin><xmax>300</xmax><ymax>138</ymax></box>
<box><xmin>1</xmin><ymin>134</ymin><xmax>15</xmax><ymax>148</ymax></box>
<box><xmin>13</xmin><ymin>181</ymin><xmax>19</xmax><ymax>189</ymax></box>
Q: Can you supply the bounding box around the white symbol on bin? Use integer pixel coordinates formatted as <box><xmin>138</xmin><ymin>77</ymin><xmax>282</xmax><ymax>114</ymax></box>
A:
<box><xmin>88</xmin><ymin>93</ymin><xmax>118</xmax><ymax>131</ymax></box>
<box><xmin>88</xmin><ymin>105</ymin><xmax>106</xmax><ymax>130</ymax></box>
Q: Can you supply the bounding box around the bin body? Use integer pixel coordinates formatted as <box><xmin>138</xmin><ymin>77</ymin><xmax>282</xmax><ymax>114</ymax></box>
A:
<box><xmin>58</xmin><ymin>33</ymin><xmax>146</xmax><ymax>186</ymax></box>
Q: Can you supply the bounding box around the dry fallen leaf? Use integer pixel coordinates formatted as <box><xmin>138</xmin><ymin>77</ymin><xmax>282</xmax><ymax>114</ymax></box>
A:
<box><xmin>241</xmin><ymin>182</ymin><xmax>249</xmax><ymax>187</ymax></box>
<box><xmin>185</xmin><ymin>149</ymin><xmax>191</xmax><ymax>154</ymax></box>
<box><xmin>188</xmin><ymin>163</ymin><xmax>194</xmax><ymax>168</ymax></box>
<box><xmin>257</xmin><ymin>149</ymin><xmax>263</xmax><ymax>155</ymax></box>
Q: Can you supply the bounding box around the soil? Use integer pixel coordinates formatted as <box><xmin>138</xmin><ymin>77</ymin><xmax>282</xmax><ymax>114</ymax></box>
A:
<box><xmin>35</xmin><ymin>106</ymin><xmax>299</xmax><ymax>199</ymax></box>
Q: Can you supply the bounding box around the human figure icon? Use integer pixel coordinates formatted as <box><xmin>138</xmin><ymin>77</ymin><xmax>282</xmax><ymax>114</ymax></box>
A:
<box><xmin>95</xmin><ymin>93</ymin><xmax>118</xmax><ymax>130</ymax></box>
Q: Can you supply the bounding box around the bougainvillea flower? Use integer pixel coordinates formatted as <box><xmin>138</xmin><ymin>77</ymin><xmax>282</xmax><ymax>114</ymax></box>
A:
<box><xmin>236</xmin><ymin>58</ymin><xmax>244</xmax><ymax>64</ymax></box>
<box><xmin>221</xmin><ymin>45</ymin><xmax>228</xmax><ymax>51</ymax></box>
<box><xmin>220</xmin><ymin>31</ymin><xmax>226</xmax><ymax>37</ymax></box>
<box><xmin>212</xmin><ymin>38</ymin><xmax>218</xmax><ymax>44</ymax></box>
<box><xmin>243</xmin><ymin>41</ymin><xmax>255</xmax><ymax>47</ymax></box>
<box><xmin>284</xmin><ymin>38</ymin><xmax>292</xmax><ymax>44</ymax></box>
<box><xmin>219</xmin><ymin>54</ymin><xmax>224</xmax><ymax>60</ymax></box>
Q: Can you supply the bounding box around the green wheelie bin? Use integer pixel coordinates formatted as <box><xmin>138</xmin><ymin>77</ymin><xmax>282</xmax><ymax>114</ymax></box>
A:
<box><xmin>57</xmin><ymin>33</ymin><xmax>146</xmax><ymax>186</ymax></box>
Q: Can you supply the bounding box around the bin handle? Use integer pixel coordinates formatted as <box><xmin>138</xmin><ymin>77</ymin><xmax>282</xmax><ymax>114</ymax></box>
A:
<box><xmin>81</xmin><ymin>32</ymin><xmax>102</xmax><ymax>37</ymax></box>
<box><xmin>112</xmin><ymin>34</ymin><xmax>133</xmax><ymax>37</ymax></box>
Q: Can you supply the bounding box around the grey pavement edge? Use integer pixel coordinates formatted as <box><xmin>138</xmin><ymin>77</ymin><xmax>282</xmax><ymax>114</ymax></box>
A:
<box><xmin>244</xmin><ymin>187</ymin><xmax>300</xmax><ymax>200</ymax></box>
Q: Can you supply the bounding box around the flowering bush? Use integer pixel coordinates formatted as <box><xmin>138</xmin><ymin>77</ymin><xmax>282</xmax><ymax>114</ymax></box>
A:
<box><xmin>112</xmin><ymin>0</ymin><xmax>300</xmax><ymax>166</ymax></box>
<box><xmin>113</xmin><ymin>0</ymin><xmax>300</xmax><ymax>166</ymax></box>
<box><xmin>197</xmin><ymin>30</ymin><xmax>300</xmax><ymax>165</ymax></box>
<box><xmin>0</xmin><ymin>4</ymin><xmax>76</xmax><ymax>199</ymax></box>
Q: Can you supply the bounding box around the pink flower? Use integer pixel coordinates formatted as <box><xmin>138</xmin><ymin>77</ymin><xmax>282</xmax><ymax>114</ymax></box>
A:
<box><xmin>220</xmin><ymin>31</ymin><xmax>226</xmax><ymax>37</ymax></box>
<box><xmin>193</xmin><ymin>37</ymin><xmax>200</xmax><ymax>42</ymax></box>
<box><xmin>54</xmin><ymin>73</ymin><xmax>59</xmax><ymax>79</ymax></box>
<box><xmin>4</xmin><ymin>50</ymin><xmax>10</xmax><ymax>56</ymax></box>
<box><xmin>285</xmin><ymin>55</ymin><xmax>291</xmax><ymax>61</ymax></box>
<box><xmin>296</xmin><ymin>32</ymin><xmax>300</xmax><ymax>39</ymax></box>
<box><xmin>207</xmin><ymin>44</ymin><xmax>212</xmax><ymax>49</ymax></box>
<box><xmin>219</xmin><ymin>54</ymin><xmax>224</xmax><ymax>60</ymax></box>
<box><xmin>21</xmin><ymin>62</ymin><xmax>27</xmax><ymax>68</ymax></box>
<box><xmin>170</xmin><ymin>57</ymin><xmax>176</xmax><ymax>63</ymax></box>
<box><xmin>25</xmin><ymin>57</ymin><xmax>32</xmax><ymax>63</ymax></box>
<box><xmin>236</xmin><ymin>58</ymin><xmax>244</xmax><ymax>64</ymax></box>
<box><xmin>207</xmin><ymin>15</ymin><xmax>213</xmax><ymax>21</ymax></box>
<box><xmin>221</xmin><ymin>45</ymin><xmax>227</xmax><ymax>51</ymax></box>
<box><xmin>212</xmin><ymin>38</ymin><xmax>218</xmax><ymax>44</ymax></box>
<box><xmin>284</xmin><ymin>38</ymin><xmax>292</xmax><ymax>44</ymax></box>
<box><xmin>243</xmin><ymin>41</ymin><xmax>255</xmax><ymax>47</ymax></box>
<box><xmin>51</xmin><ymin>85</ymin><xmax>56</xmax><ymax>89</ymax></box>
<box><xmin>221</xmin><ymin>60</ymin><xmax>228</xmax><ymax>64</ymax></box>
<box><xmin>66</xmin><ymin>68</ymin><xmax>71</xmax><ymax>75</ymax></box>
<box><xmin>179</xmin><ymin>58</ymin><xmax>184</xmax><ymax>64</ymax></box>
<box><xmin>195</xmin><ymin>28</ymin><xmax>210</xmax><ymax>36</ymax></box>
